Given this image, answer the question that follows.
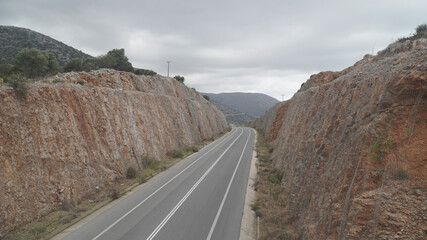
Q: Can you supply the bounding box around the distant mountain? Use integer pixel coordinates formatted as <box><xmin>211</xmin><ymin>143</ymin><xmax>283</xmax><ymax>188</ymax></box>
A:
<box><xmin>0</xmin><ymin>25</ymin><xmax>91</xmax><ymax>65</ymax></box>
<box><xmin>203</xmin><ymin>92</ymin><xmax>280</xmax><ymax>118</ymax></box>
<box><xmin>210</xmin><ymin>101</ymin><xmax>253</xmax><ymax>125</ymax></box>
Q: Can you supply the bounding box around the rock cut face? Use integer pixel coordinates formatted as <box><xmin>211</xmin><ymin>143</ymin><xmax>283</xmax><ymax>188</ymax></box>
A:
<box><xmin>0</xmin><ymin>69</ymin><xmax>228</xmax><ymax>236</ymax></box>
<box><xmin>251</xmin><ymin>39</ymin><xmax>427</xmax><ymax>239</ymax></box>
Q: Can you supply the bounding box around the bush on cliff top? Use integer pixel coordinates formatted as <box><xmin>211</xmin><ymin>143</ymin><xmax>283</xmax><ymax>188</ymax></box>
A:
<box><xmin>396</xmin><ymin>23</ymin><xmax>427</xmax><ymax>43</ymax></box>
<box><xmin>6</xmin><ymin>73</ymin><xmax>29</xmax><ymax>99</ymax></box>
<box><xmin>135</xmin><ymin>68</ymin><xmax>157</xmax><ymax>76</ymax></box>
<box><xmin>174</xmin><ymin>75</ymin><xmax>185</xmax><ymax>83</ymax></box>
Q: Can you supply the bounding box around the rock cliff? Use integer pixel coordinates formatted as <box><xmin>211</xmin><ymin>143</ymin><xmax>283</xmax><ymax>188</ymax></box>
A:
<box><xmin>251</xmin><ymin>39</ymin><xmax>426</xmax><ymax>239</ymax></box>
<box><xmin>0</xmin><ymin>69</ymin><xmax>228</xmax><ymax>235</ymax></box>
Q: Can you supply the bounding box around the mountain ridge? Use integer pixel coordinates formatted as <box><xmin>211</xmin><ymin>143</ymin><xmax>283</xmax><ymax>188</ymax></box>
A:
<box><xmin>202</xmin><ymin>92</ymin><xmax>279</xmax><ymax>124</ymax></box>
<box><xmin>0</xmin><ymin>25</ymin><xmax>91</xmax><ymax>65</ymax></box>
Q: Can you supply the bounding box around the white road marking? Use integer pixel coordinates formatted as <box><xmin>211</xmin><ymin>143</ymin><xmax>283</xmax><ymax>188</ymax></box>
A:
<box><xmin>146</xmin><ymin>129</ymin><xmax>245</xmax><ymax>240</ymax></box>
<box><xmin>206</xmin><ymin>129</ymin><xmax>252</xmax><ymax>240</ymax></box>
<box><xmin>91</xmin><ymin>128</ymin><xmax>239</xmax><ymax>240</ymax></box>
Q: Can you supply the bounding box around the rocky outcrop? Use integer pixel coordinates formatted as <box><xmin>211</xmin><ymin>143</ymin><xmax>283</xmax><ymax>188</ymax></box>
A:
<box><xmin>0</xmin><ymin>69</ymin><xmax>228</xmax><ymax>236</ymax></box>
<box><xmin>251</xmin><ymin>39</ymin><xmax>426</xmax><ymax>239</ymax></box>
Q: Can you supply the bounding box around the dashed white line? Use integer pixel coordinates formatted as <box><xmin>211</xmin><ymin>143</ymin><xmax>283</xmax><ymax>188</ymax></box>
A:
<box><xmin>91</xmin><ymin>128</ymin><xmax>239</xmax><ymax>240</ymax></box>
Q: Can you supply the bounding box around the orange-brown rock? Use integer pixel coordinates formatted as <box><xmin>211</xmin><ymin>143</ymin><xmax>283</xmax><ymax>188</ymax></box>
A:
<box><xmin>0</xmin><ymin>70</ymin><xmax>228</xmax><ymax>236</ymax></box>
<box><xmin>251</xmin><ymin>39</ymin><xmax>426</xmax><ymax>239</ymax></box>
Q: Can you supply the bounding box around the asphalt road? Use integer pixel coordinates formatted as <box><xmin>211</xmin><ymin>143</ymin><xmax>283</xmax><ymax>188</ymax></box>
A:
<box><xmin>61</xmin><ymin>127</ymin><xmax>255</xmax><ymax>240</ymax></box>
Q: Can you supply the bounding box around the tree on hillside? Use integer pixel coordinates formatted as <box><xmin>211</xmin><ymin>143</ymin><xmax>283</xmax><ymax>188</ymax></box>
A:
<box><xmin>44</xmin><ymin>52</ymin><xmax>60</xmax><ymax>75</ymax></box>
<box><xmin>174</xmin><ymin>75</ymin><xmax>185</xmax><ymax>83</ymax></box>
<box><xmin>0</xmin><ymin>63</ymin><xmax>13</xmax><ymax>77</ymax></box>
<box><xmin>98</xmin><ymin>48</ymin><xmax>133</xmax><ymax>72</ymax></box>
<box><xmin>13</xmin><ymin>48</ymin><xmax>48</xmax><ymax>78</ymax></box>
<box><xmin>97</xmin><ymin>54</ymin><xmax>116</xmax><ymax>69</ymax></box>
<box><xmin>64</xmin><ymin>58</ymin><xmax>83</xmax><ymax>72</ymax></box>
<box><xmin>82</xmin><ymin>57</ymin><xmax>100</xmax><ymax>72</ymax></box>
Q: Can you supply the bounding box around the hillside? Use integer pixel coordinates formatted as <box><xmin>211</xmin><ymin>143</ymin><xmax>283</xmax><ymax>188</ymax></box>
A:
<box><xmin>0</xmin><ymin>69</ymin><xmax>228</xmax><ymax>236</ymax></box>
<box><xmin>210</xmin><ymin>100</ymin><xmax>253</xmax><ymax>125</ymax></box>
<box><xmin>251</xmin><ymin>38</ymin><xmax>427</xmax><ymax>239</ymax></box>
<box><xmin>203</xmin><ymin>92</ymin><xmax>279</xmax><ymax>118</ymax></box>
<box><xmin>0</xmin><ymin>25</ymin><xmax>91</xmax><ymax>65</ymax></box>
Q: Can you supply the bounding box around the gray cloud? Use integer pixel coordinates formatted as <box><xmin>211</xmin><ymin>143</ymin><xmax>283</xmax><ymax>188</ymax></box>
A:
<box><xmin>1</xmin><ymin>0</ymin><xmax>425</xmax><ymax>100</ymax></box>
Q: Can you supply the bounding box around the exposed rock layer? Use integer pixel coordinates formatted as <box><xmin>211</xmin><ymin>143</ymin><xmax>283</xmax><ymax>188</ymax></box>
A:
<box><xmin>251</xmin><ymin>39</ymin><xmax>426</xmax><ymax>239</ymax></box>
<box><xmin>0</xmin><ymin>70</ymin><xmax>228</xmax><ymax>235</ymax></box>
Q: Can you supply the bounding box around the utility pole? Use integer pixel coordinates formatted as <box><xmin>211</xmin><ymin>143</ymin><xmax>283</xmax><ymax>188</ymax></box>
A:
<box><xmin>167</xmin><ymin>61</ymin><xmax>170</xmax><ymax>77</ymax></box>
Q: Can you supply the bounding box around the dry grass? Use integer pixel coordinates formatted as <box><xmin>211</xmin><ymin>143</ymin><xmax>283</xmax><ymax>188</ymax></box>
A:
<box><xmin>253</xmin><ymin>130</ymin><xmax>302</xmax><ymax>240</ymax></box>
<box><xmin>6</xmin><ymin>128</ymin><xmax>232</xmax><ymax>240</ymax></box>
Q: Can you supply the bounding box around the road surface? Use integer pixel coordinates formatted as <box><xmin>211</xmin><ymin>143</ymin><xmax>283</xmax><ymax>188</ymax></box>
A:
<box><xmin>61</xmin><ymin>127</ymin><xmax>255</xmax><ymax>240</ymax></box>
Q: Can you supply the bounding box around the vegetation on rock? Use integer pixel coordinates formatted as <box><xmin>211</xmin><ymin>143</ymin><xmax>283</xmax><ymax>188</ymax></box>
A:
<box><xmin>396</xmin><ymin>23</ymin><xmax>427</xmax><ymax>43</ymax></box>
<box><xmin>173</xmin><ymin>75</ymin><xmax>185</xmax><ymax>83</ymax></box>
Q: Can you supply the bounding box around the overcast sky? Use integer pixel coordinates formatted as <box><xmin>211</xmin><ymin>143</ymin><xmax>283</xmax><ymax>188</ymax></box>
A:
<box><xmin>1</xmin><ymin>0</ymin><xmax>425</xmax><ymax>100</ymax></box>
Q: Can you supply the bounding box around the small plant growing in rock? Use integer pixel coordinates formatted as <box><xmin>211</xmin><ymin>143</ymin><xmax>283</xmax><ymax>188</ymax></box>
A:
<box><xmin>58</xmin><ymin>200</ymin><xmax>74</xmax><ymax>211</ymax></box>
<box><xmin>109</xmin><ymin>186</ymin><xmax>121</xmax><ymax>200</ymax></box>
<box><xmin>52</xmin><ymin>78</ymin><xmax>64</xmax><ymax>83</ymax></box>
<box><xmin>391</xmin><ymin>168</ymin><xmax>409</xmax><ymax>180</ymax></box>
<box><xmin>368</xmin><ymin>135</ymin><xmax>394</xmax><ymax>163</ymax></box>
<box><xmin>30</xmin><ymin>225</ymin><xmax>47</xmax><ymax>235</ymax></box>
<box><xmin>405</xmin><ymin>126</ymin><xmax>413</xmax><ymax>137</ymax></box>
<box><xmin>167</xmin><ymin>149</ymin><xmax>184</xmax><ymax>158</ymax></box>
<box><xmin>126</xmin><ymin>166</ymin><xmax>137</xmax><ymax>179</ymax></box>
<box><xmin>139</xmin><ymin>176</ymin><xmax>147</xmax><ymax>184</ymax></box>
<box><xmin>77</xmin><ymin>80</ymin><xmax>85</xmax><ymax>85</ymax></box>
<box><xmin>141</xmin><ymin>154</ymin><xmax>159</xmax><ymax>170</ymax></box>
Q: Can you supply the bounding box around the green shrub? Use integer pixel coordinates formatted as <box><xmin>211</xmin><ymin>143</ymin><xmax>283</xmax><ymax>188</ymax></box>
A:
<box><xmin>202</xmin><ymin>95</ymin><xmax>210</xmax><ymax>101</ymax></box>
<box><xmin>126</xmin><ymin>166</ymin><xmax>137</xmax><ymax>179</ymax></box>
<box><xmin>30</xmin><ymin>225</ymin><xmax>47</xmax><ymax>235</ymax></box>
<box><xmin>184</xmin><ymin>146</ymin><xmax>199</xmax><ymax>153</ymax></box>
<box><xmin>268</xmin><ymin>170</ymin><xmax>283</xmax><ymax>185</ymax></box>
<box><xmin>141</xmin><ymin>154</ymin><xmax>159</xmax><ymax>170</ymax></box>
<box><xmin>391</xmin><ymin>168</ymin><xmax>409</xmax><ymax>180</ymax></box>
<box><xmin>416</xmin><ymin>23</ymin><xmax>427</xmax><ymax>35</ymax></box>
<box><xmin>396</xmin><ymin>23</ymin><xmax>427</xmax><ymax>43</ymax></box>
<box><xmin>77</xmin><ymin>80</ymin><xmax>85</xmax><ymax>85</ymax></box>
<box><xmin>173</xmin><ymin>75</ymin><xmax>185</xmax><ymax>83</ymax></box>
<box><xmin>58</xmin><ymin>200</ymin><xmax>74</xmax><ymax>211</ymax></box>
<box><xmin>7</xmin><ymin>73</ymin><xmax>29</xmax><ymax>99</ymax></box>
<box><xmin>139</xmin><ymin>176</ymin><xmax>147</xmax><ymax>184</ymax></box>
<box><xmin>134</xmin><ymin>68</ymin><xmax>157</xmax><ymax>76</ymax></box>
<box><xmin>167</xmin><ymin>149</ymin><xmax>184</xmax><ymax>158</ymax></box>
<box><xmin>13</xmin><ymin>48</ymin><xmax>48</xmax><ymax>78</ymax></box>
<box><xmin>53</xmin><ymin>78</ymin><xmax>64</xmax><ymax>83</ymax></box>
<box><xmin>109</xmin><ymin>186</ymin><xmax>121</xmax><ymax>200</ymax></box>
<box><xmin>82</xmin><ymin>57</ymin><xmax>100</xmax><ymax>72</ymax></box>
<box><xmin>368</xmin><ymin>135</ymin><xmax>394</xmax><ymax>163</ymax></box>
<box><xmin>64</xmin><ymin>58</ymin><xmax>83</xmax><ymax>72</ymax></box>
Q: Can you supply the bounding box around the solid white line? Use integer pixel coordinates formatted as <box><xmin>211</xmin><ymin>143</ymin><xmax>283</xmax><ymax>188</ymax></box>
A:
<box><xmin>91</xmin><ymin>128</ymin><xmax>239</xmax><ymax>240</ymax></box>
<box><xmin>206</xmin><ymin>128</ymin><xmax>252</xmax><ymax>240</ymax></box>
<box><xmin>146</xmin><ymin>129</ymin><xmax>245</xmax><ymax>240</ymax></box>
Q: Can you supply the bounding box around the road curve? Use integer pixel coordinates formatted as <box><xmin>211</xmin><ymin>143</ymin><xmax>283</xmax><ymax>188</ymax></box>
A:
<box><xmin>60</xmin><ymin>127</ymin><xmax>255</xmax><ymax>240</ymax></box>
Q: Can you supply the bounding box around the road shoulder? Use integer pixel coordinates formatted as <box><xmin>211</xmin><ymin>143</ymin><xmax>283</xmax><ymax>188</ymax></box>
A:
<box><xmin>239</xmin><ymin>130</ymin><xmax>257</xmax><ymax>240</ymax></box>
